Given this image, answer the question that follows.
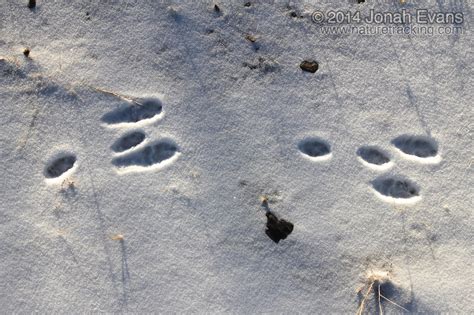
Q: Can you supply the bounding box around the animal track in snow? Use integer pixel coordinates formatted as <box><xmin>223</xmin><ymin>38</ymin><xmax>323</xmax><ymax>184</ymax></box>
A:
<box><xmin>44</xmin><ymin>153</ymin><xmax>77</xmax><ymax>183</ymax></box>
<box><xmin>111</xmin><ymin>130</ymin><xmax>146</xmax><ymax>153</ymax></box>
<box><xmin>298</xmin><ymin>137</ymin><xmax>332</xmax><ymax>161</ymax></box>
<box><xmin>371</xmin><ymin>176</ymin><xmax>421</xmax><ymax>204</ymax></box>
<box><xmin>391</xmin><ymin>135</ymin><xmax>440</xmax><ymax>163</ymax></box>
<box><xmin>100</xmin><ymin>93</ymin><xmax>181</xmax><ymax>173</ymax></box>
<box><xmin>111</xmin><ymin>140</ymin><xmax>180</xmax><ymax>174</ymax></box>
<box><xmin>356</xmin><ymin>146</ymin><xmax>393</xmax><ymax>170</ymax></box>
<box><xmin>296</xmin><ymin>134</ymin><xmax>441</xmax><ymax>204</ymax></box>
<box><xmin>101</xmin><ymin>98</ymin><xmax>163</xmax><ymax>127</ymax></box>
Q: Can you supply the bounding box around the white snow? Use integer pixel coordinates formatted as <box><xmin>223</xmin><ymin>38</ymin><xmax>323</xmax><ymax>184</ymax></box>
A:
<box><xmin>0</xmin><ymin>0</ymin><xmax>472</xmax><ymax>313</ymax></box>
<box><xmin>393</xmin><ymin>149</ymin><xmax>442</xmax><ymax>164</ymax></box>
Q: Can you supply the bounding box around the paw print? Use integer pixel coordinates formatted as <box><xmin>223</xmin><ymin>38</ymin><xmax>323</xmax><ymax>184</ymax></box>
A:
<box><xmin>356</xmin><ymin>146</ymin><xmax>393</xmax><ymax>171</ymax></box>
<box><xmin>360</xmin><ymin>135</ymin><xmax>440</xmax><ymax>204</ymax></box>
<box><xmin>298</xmin><ymin>134</ymin><xmax>440</xmax><ymax>204</ymax></box>
<box><xmin>102</xmin><ymin>97</ymin><xmax>180</xmax><ymax>174</ymax></box>
<box><xmin>297</xmin><ymin>137</ymin><xmax>332</xmax><ymax>161</ymax></box>
<box><xmin>43</xmin><ymin>152</ymin><xmax>78</xmax><ymax>184</ymax></box>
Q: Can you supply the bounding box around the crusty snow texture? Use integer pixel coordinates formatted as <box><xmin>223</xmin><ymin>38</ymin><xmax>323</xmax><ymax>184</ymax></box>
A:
<box><xmin>0</xmin><ymin>0</ymin><xmax>472</xmax><ymax>313</ymax></box>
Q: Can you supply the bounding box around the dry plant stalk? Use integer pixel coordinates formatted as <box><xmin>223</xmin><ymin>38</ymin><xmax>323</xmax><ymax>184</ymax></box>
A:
<box><xmin>356</xmin><ymin>270</ymin><xmax>408</xmax><ymax>315</ymax></box>
<box><xmin>111</xmin><ymin>234</ymin><xmax>124</xmax><ymax>241</ymax></box>
<box><xmin>90</xmin><ymin>86</ymin><xmax>143</xmax><ymax>105</ymax></box>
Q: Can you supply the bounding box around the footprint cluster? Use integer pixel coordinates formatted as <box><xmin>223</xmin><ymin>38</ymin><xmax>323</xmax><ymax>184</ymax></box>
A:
<box><xmin>43</xmin><ymin>97</ymin><xmax>179</xmax><ymax>182</ymax></box>
<box><xmin>298</xmin><ymin>134</ymin><xmax>440</xmax><ymax>204</ymax></box>
<box><xmin>103</xmin><ymin>98</ymin><xmax>180</xmax><ymax>173</ymax></box>
<box><xmin>366</xmin><ymin>135</ymin><xmax>439</xmax><ymax>204</ymax></box>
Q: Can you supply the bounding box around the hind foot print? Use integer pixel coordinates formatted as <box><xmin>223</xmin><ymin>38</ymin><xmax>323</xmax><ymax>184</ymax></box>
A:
<box><xmin>298</xmin><ymin>137</ymin><xmax>332</xmax><ymax>161</ymax></box>
<box><xmin>391</xmin><ymin>135</ymin><xmax>441</xmax><ymax>164</ymax></box>
<box><xmin>111</xmin><ymin>140</ymin><xmax>180</xmax><ymax>174</ymax></box>
<box><xmin>101</xmin><ymin>97</ymin><xmax>164</xmax><ymax>128</ymax></box>
<box><xmin>265</xmin><ymin>211</ymin><xmax>294</xmax><ymax>243</ymax></box>
<box><xmin>371</xmin><ymin>176</ymin><xmax>421</xmax><ymax>204</ymax></box>
<box><xmin>44</xmin><ymin>152</ymin><xmax>77</xmax><ymax>184</ymax></box>
<box><xmin>357</xmin><ymin>146</ymin><xmax>393</xmax><ymax>171</ymax></box>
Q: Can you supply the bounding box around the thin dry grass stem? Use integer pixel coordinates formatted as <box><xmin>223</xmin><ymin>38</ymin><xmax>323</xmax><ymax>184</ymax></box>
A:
<box><xmin>380</xmin><ymin>294</ymin><xmax>409</xmax><ymax>312</ymax></box>
<box><xmin>111</xmin><ymin>234</ymin><xmax>124</xmax><ymax>241</ymax></box>
<box><xmin>0</xmin><ymin>55</ymin><xmax>21</xmax><ymax>68</ymax></box>
<box><xmin>357</xmin><ymin>269</ymin><xmax>393</xmax><ymax>315</ymax></box>
<box><xmin>90</xmin><ymin>86</ymin><xmax>143</xmax><ymax>105</ymax></box>
<box><xmin>378</xmin><ymin>283</ymin><xmax>383</xmax><ymax>315</ymax></box>
<box><xmin>356</xmin><ymin>281</ymin><xmax>374</xmax><ymax>315</ymax></box>
<box><xmin>357</xmin><ymin>269</ymin><xmax>409</xmax><ymax>314</ymax></box>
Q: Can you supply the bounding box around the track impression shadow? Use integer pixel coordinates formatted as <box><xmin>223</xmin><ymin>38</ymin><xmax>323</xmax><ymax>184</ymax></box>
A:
<box><xmin>101</xmin><ymin>98</ymin><xmax>163</xmax><ymax>126</ymax></box>
<box><xmin>111</xmin><ymin>139</ymin><xmax>180</xmax><ymax>173</ymax></box>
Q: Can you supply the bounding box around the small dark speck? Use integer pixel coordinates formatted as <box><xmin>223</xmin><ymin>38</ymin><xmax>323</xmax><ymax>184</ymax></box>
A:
<box><xmin>28</xmin><ymin>0</ymin><xmax>36</xmax><ymax>9</ymax></box>
<box><xmin>245</xmin><ymin>34</ymin><xmax>256</xmax><ymax>43</ymax></box>
<box><xmin>244</xmin><ymin>2</ymin><xmax>251</xmax><ymax>7</ymax></box>
<box><xmin>238</xmin><ymin>180</ymin><xmax>249</xmax><ymax>186</ymax></box>
<box><xmin>300</xmin><ymin>60</ymin><xmax>319</xmax><ymax>73</ymax></box>
<box><xmin>23</xmin><ymin>49</ymin><xmax>30</xmax><ymax>58</ymax></box>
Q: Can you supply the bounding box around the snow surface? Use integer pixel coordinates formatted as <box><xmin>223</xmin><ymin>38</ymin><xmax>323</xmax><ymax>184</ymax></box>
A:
<box><xmin>0</xmin><ymin>0</ymin><xmax>472</xmax><ymax>313</ymax></box>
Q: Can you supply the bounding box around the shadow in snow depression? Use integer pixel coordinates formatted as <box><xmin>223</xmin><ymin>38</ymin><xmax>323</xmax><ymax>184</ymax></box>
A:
<box><xmin>44</xmin><ymin>154</ymin><xmax>77</xmax><ymax>178</ymax></box>
<box><xmin>391</xmin><ymin>135</ymin><xmax>438</xmax><ymax>158</ymax></box>
<box><xmin>371</xmin><ymin>176</ymin><xmax>420</xmax><ymax>199</ymax></box>
<box><xmin>298</xmin><ymin>138</ymin><xmax>331</xmax><ymax>159</ymax></box>
<box><xmin>112</xmin><ymin>140</ymin><xmax>178</xmax><ymax>169</ymax></box>
<box><xmin>101</xmin><ymin>98</ymin><xmax>163</xmax><ymax>125</ymax></box>
<box><xmin>357</xmin><ymin>146</ymin><xmax>391</xmax><ymax>166</ymax></box>
<box><xmin>111</xmin><ymin>130</ymin><xmax>146</xmax><ymax>153</ymax></box>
